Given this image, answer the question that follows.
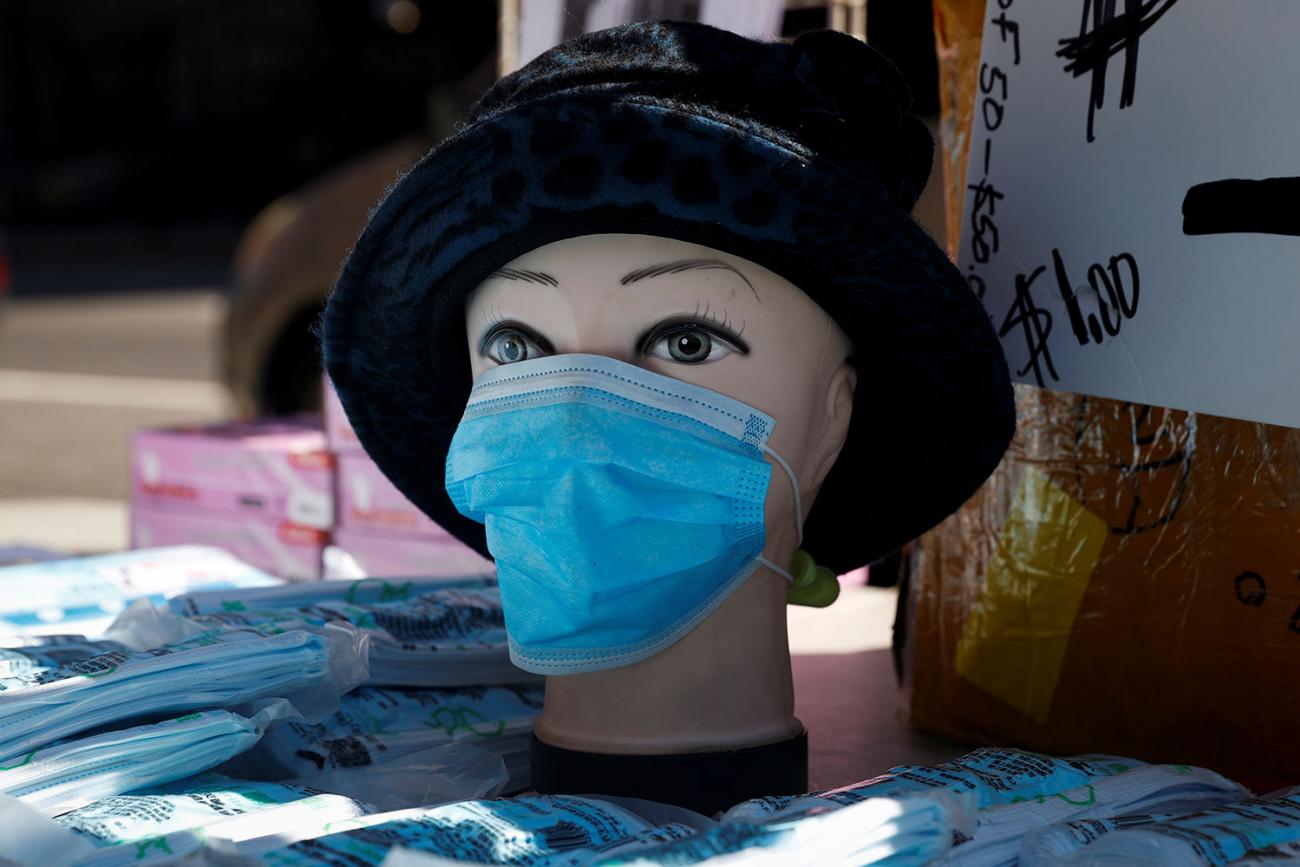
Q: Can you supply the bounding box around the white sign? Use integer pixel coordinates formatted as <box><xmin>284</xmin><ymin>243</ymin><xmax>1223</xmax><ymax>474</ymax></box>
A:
<box><xmin>959</xmin><ymin>1</ymin><xmax>1300</xmax><ymax>429</ymax></box>
<box><xmin>517</xmin><ymin>0</ymin><xmax>787</xmax><ymax>70</ymax></box>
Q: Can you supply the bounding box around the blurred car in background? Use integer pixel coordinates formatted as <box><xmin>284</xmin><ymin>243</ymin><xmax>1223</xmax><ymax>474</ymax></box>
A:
<box><xmin>223</xmin><ymin>137</ymin><xmax>423</xmax><ymax>417</ymax></box>
<box><xmin>222</xmin><ymin>38</ymin><xmax>497</xmax><ymax>418</ymax></box>
<box><xmin>222</xmin><ymin>0</ymin><xmax>934</xmax><ymax>417</ymax></box>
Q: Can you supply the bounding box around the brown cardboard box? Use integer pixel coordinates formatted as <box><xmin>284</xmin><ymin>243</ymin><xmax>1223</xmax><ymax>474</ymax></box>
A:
<box><xmin>905</xmin><ymin>382</ymin><xmax>1300</xmax><ymax>792</ymax></box>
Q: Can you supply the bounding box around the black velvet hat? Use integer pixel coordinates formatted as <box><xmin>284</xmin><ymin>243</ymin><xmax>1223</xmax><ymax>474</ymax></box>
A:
<box><xmin>322</xmin><ymin>21</ymin><xmax>1015</xmax><ymax>574</ymax></box>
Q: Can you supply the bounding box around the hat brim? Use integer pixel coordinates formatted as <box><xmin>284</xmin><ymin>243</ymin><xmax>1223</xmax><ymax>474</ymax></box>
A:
<box><xmin>323</xmin><ymin>92</ymin><xmax>1014</xmax><ymax>574</ymax></box>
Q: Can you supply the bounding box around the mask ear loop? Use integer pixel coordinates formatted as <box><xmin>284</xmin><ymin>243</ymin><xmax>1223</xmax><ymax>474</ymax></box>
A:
<box><xmin>755</xmin><ymin>444</ymin><xmax>802</xmax><ymax>584</ymax></box>
<box><xmin>760</xmin><ymin>444</ymin><xmax>803</xmax><ymax>548</ymax></box>
<box><xmin>758</xmin><ymin>443</ymin><xmax>841</xmax><ymax>607</ymax></box>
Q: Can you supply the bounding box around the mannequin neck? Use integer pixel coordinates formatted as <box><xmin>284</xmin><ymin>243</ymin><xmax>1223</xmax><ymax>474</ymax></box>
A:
<box><xmin>533</xmin><ymin>514</ymin><xmax>803</xmax><ymax>755</ymax></box>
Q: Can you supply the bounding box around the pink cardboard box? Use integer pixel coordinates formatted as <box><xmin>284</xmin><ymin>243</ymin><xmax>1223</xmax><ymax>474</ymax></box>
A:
<box><xmin>323</xmin><ymin>376</ymin><xmax>363</xmax><ymax>454</ymax></box>
<box><xmin>337</xmin><ymin>452</ymin><xmax>448</xmax><ymax>539</ymax></box>
<box><xmin>131</xmin><ymin>503</ymin><xmax>327</xmax><ymax>581</ymax></box>
<box><xmin>131</xmin><ymin>418</ymin><xmax>334</xmax><ymax>530</ymax></box>
<box><xmin>330</xmin><ymin>526</ymin><xmax>493</xmax><ymax>579</ymax></box>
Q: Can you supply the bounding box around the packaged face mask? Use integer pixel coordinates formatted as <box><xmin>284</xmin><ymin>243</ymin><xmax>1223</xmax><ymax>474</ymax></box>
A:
<box><xmin>0</xmin><ymin>545</ymin><xmax>280</xmax><ymax>638</ymax></box>
<box><xmin>379</xmin><ymin>826</ymin><xmax>708</xmax><ymax>867</ymax></box>
<box><xmin>946</xmin><ymin>764</ymin><xmax>1250</xmax><ymax>867</ymax></box>
<box><xmin>169</xmin><ymin>577</ymin><xmax>495</xmax><ymax>618</ymax></box>
<box><xmin>0</xmin><ymin>705</ymin><xmax>290</xmax><ymax>816</ymax></box>
<box><xmin>273</xmin><ymin>742</ymin><xmax>510</xmax><ymax>816</ymax></box>
<box><xmin>176</xmin><ymin>584</ymin><xmax>533</xmax><ymax>688</ymax></box>
<box><xmin>1226</xmin><ymin>838</ymin><xmax>1300</xmax><ymax>865</ymax></box>
<box><xmin>444</xmin><ymin>354</ymin><xmax>808</xmax><ymax>675</ymax></box>
<box><xmin>252</xmin><ymin>794</ymin><xmax>668</xmax><ymax>866</ymax></box>
<box><xmin>247</xmin><ymin>684</ymin><xmax>543</xmax><ymax>793</ymax></box>
<box><xmin>588</xmin><ymin>793</ymin><xmax>972</xmax><ymax>867</ymax></box>
<box><xmin>52</xmin><ymin>776</ymin><xmax>371</xmax><ymax>867</ymax></box>
<box><xmin>723</xmin><ymin>748</ymin><xmax>1143</xmax><ymax>824</ymax></box>
<box><xmin>0</xmin><ymin>793</ymin><xmax>97</xmax><ymax>867</ymax></box>
<box><xmin>375</xmin><ymin>793</ymin><xmax>970</xmax><ymax>867</ymax></box>
<box><xmin>65</xmin><ymin>792</ymin><xmax>375</xmax><ymax>867</ymax></box>
<box><xmin>1055</xmin><ymin>791</ymin><xmax>1300</xmax><ymax>866</ymax></box>
<box><xmin>0</xmin><ymin>635</ymin><xmax>127</xmax><ymax>679</ymax></box>
<box><xmin>0</xmin><ymin>619</ymin><xmax>367</xmax><ymax>763</ymax></box>
<box><xmin>57</xmin><ymin>774</ymin><xmax>340</xmax><ymax>844</ymax></box>
<box><xmin>1018</xmin><ymin>768</ymin><xmax>1260</xmax><ymax>866</ymax></box>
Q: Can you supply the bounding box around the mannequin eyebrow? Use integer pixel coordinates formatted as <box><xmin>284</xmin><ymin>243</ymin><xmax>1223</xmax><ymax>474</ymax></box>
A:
<box><xmin>487</xmin><ymin>259</ymin><xmax>760</xmax><ymax>299</ymax></box>
<box><xmin>487</xmin><ymin>268</ymin><xmax>559</xmax><ymax>286</ymax></box>
<box><xmin>620</xmin><ymin>259</ymin><xmax>760</xmax><ymax>299</ymax></box>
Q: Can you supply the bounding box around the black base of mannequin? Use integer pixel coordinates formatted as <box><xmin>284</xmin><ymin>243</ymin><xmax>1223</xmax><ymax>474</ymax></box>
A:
<box><xmin>529</xmin><ymin>729</ymin><xmax>809</xmax><ymax>816</ymax></box>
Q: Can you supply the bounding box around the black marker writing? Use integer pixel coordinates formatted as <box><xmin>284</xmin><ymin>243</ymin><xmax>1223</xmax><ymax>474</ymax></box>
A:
<box><xmin>1056</xmin><ymin>0</ymin><xmax>1181</xmax><ymax>143</ymax></box>
<box><xmin>989</xmin><ymin>0</ymin><xmax>1022</xmax><ymax>65</ymax></box>
<box><xmin>1182</xmin><ymin>177</ymin><xmax>1300</xmax><ymax>237</ymax></box>
<box><xmin>1051</xmin><ymin>248</ymin><xmax>1141</xmax><ymax>346</ymax></box>
<box><xmin>1235</xmin><ymin>572</ymin><xmax>1268</xmax><ymax>607</ymax></box>
<box><xmin>968</xmin><ymin>55</ymin><xmax>1012</xmax><ymax>266</ymax></box>
<box><xmin>998</xmin><ymin>264</ymin><xmax>1058</xmax><ymax>387</ymax></box>
<box><xmin>967</xmin><ymin>177</ymin><xmax>1005</xmax><ymax>264</ymax></box>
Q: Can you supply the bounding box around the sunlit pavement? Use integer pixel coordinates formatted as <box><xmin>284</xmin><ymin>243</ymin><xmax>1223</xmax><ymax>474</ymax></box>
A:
<box><xmin>0</xmin><ymin>290</ymin><xmax>229</xmax><ymax>529</ymax></box>
<box><xmin>0</xmin><ymin>286</ymin><xmax>968</xmax><ymax>788</ymax></box>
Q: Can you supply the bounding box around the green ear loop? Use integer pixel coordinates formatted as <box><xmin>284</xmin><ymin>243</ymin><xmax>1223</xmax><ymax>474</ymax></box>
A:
<box><xmin>786</xmin><ymin>548</ymin><xmax>840</xmax><ymax>608</ymax></box>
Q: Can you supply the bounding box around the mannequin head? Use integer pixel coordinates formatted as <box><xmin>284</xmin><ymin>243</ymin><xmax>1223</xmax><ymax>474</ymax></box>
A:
<box><xmin>462</xmin><ymin>231</ymin><xmax>856</xmax><ymax>753</ymax></box>
<box><xmin>464</xmin><ymin>233</ymin><xmax>856</xmax><ymax>569</ymax></box>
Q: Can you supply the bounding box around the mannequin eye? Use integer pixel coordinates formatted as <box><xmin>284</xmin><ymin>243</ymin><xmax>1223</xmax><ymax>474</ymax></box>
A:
<box><xmin>481</xmin><ymin>323</ymin><xmax>549</xmax><ymax>365</ymax></box>
<box><xmin>644</xmin><ymin>322</ymin><xmax>743</xmax><ymax>365</ymax></box>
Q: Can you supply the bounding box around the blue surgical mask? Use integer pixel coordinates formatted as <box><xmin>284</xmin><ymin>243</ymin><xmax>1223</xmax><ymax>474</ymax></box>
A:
<box><xmin>444</xmin><ymin>353</ymin><xmax>802</xmax><ymax>675</ymax></box>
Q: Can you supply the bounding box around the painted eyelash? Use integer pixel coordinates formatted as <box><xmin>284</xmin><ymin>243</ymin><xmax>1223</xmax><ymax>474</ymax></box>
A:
<box><xmin>692</xmin><ymin>301</ymin><xmax>746</xmax><ymax>339</ymax></box>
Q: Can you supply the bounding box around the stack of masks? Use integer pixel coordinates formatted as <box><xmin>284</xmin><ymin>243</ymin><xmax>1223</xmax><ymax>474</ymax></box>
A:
<box><xmin>1021</xmin><ymin>786</ymin><xmax>1300</xmax><ymax>866</ymax></box>
<box><xmin>0</xmin><ymin>546</ymin><xmax>280</xmax><ymax>639</ymax></box>
<box><xmin>9</xmin><ymin>745</ymin><xmax>1300</xmax><ymax>866</ymax></box>
<box><xmin>0</xmin><ymin>617</ymin><xmax>367</xmax><ymax>816</ymax></box>
<box><xmin>245</xmin><ymin>683</ymin><xmax>543</xmax><ymax>794</ymax></box>
<box><xmin>724</xmin><ymin>748</ymin><xmax>1256</xmax><ymax>867</ymax></box>
<box><xmin>46</xmin><ymin>774</ymin><xmax>376</xmax><ymax>867</ymax></box>
<box><xmin>0</xmin><ymin>635</ymin><xmax>128</xmax><ymax>679</ymax></box>
<box><xmin>0</xmin><ymin>706</ymin><xmax>284</xmax><ymax>817</ymax></box>
<box><xmin>169</xmin><ymin>579</ymin><xmax>542</xmax><ymax>793</ymax></box>
<box><xmin>214</xmin><ymin>790</ymin><xmax>966</xmax><ymax>866</ymax></box>
<box><xmin>169</xmin><ymin>578</ymin><xmax>534</xmax><ymax>688</ymax></box>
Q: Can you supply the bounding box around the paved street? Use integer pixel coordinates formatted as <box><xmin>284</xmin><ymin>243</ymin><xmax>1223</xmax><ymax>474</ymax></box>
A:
<box><xmin>0</xmin><ymin>289</ymin><xmax>230</xmax><ymax>551</ymax></box>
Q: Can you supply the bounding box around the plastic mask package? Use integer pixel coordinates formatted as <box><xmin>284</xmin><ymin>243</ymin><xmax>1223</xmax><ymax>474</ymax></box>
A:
<box><xmin>250</xmin><ymin>789</ymin><xmax>968</xmax><ymax>867</ymax></box>
<box><xmin>586</xmin><ymin>793</ymin><xmax>972</xmax><ymax>867</ymax></box>
<box><xmin>0</xmin><ymin>703</ymin><xmax>292</xmax><ymax>817</ymax></box>
<box><xmin>946</xmin><ymin>763</ymin><xmax>1251</xmax><ymax>867</ymax></box>
<box><xmin>0</xmin><ymin>546</ymin><xmax>281</xmax><ymax>638</ymax></box>
<box><xmin>1227</xmin><ymin>838</ymin><xmax>1300</xmax><ymax>866</ymax></box>
<box><xmin>0</xmin><ymin>615</ymin><xmax>368</xmax><ymax>764</ymax></box>
<box><xmin>169</xmin><ymin>577</ymin><xmax>496</xmax><ymax>618</ymax></box>
<box><xmin>1047</xmin><ymin>788</ymin><xmax>1300</xmax><ymax>866</ymax></box>
<box><xmin>53</xmin><ymin>774</ymin><xmax>373</xmax><ymax>867</ymax></box>
<box><xmin>268</xmin><ymin>741</ymin><xmax>511</xmax><ymax>817</ymax></box>
<box><xmin>250</xmin><ymin>794</ymin><xmax>715</xmax><ymax>867</ymax></box>
<box><xmin>67</xmin><ymin>794</ymin><xmax>374</xmax><ymax>867</ymax></box>
<box><xmin>244</xmin><ymin>684</ymin><xmax>544</xmax><ymax>793</ymax></box>
<box><xmin>0</xmin><ymin>635</ymin><xmax>128</xmax><ymax>679</ymax></box>
<box><xmin>723</xmin><ymin>748</ymin><xmax>1142</xmax><ymax>824</ymax></box>
<box><xmin>172</xmin><ymin>582</ymin><xmax>534</xmax><ymax>688</ymax></box>
<box><xmin>1018</xmin><ymin>780</ymin><xmax>1288</xmax><ymax>865</ymax></box>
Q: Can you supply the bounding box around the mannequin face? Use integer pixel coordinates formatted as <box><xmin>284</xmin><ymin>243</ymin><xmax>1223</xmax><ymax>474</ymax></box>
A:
<box><xmin>463</xmin><ymin>233</ymin><xmax>856</xmax><ymax>536</ymax></box>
